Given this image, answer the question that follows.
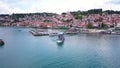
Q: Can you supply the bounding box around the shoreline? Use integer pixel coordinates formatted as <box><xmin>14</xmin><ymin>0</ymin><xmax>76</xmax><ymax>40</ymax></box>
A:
<box><xmin>0</xmin><ymin>26</ymin><xmax>120</xmax><ymax>36</ymax></box>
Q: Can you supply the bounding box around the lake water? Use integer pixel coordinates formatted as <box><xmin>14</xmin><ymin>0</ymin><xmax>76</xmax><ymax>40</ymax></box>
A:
<box><xmin>0</xmin><ymin>27</ymin><xmax>120</xmax><ymax>68</ymax></box>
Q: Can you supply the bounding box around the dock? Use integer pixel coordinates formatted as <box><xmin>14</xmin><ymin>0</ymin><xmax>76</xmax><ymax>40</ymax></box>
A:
<box><xmin>29</xmin><ymin>30</ymin><xmax>49</xmax><ymax>36</ymax></box>
<box><xmin>30</xmin><ymin>28</ymin><xmax>120</xmax><ymax>36</ymax></box>
<box><xmin>65</xmin><ymin>31</ymin><xmax>79</xmax><ymax>34</ymax></box>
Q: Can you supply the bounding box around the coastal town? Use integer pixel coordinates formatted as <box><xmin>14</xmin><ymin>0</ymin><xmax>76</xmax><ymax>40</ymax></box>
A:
<box><xmin>1</xmin><ymin>0</ymin><xmax>120</xmax><ymax>67</ymax></box>
<box><xmin>0</xmin><ymin>0</ymin><xmax>120</xmax><ymax>68</ymax></box>
<box><xmin>0</xmin><ymin>9</ymin><xmax>120</xmax><ymax>35</ymax></box>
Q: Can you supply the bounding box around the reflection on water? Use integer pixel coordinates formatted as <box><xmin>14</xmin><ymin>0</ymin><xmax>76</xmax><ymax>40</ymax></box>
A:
<box><xmin>49</xmin><ymin>36</ymin><xmax>58</xmax><ymax>41</ymax></box>
<box><xmin>57</xmin><ymin>42</ymin><xmax>64</xmax><ymax>49</ymax></box>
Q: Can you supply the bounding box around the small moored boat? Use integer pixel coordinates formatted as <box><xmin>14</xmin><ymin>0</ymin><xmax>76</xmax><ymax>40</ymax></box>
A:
<box><xmin>0</xmin><ymin>39</ymin><xmax>4</xmax><ymax>46</ymax></box>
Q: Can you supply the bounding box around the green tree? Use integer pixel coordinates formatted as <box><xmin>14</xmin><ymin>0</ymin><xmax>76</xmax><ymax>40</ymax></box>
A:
<box><xmin>99</xmin><ymin>23</ymin><xmax>108</xmax><ymax>29</ymax></box>
<box><xmin>87</xmin><ymin>22</ymin><xmax>93</xmax><ymax>28</ymax></box>
<box><xmin>75</xmin><ymin>15</ymin><xmax>82</xmax><ymax>19</ymax></box>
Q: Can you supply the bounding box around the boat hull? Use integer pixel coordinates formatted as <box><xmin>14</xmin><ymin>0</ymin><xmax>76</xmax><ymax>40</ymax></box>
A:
<box><xmin>57</xmin><ymin>40</ymin><xmax>64</xmax><ymax>44</ymax></box>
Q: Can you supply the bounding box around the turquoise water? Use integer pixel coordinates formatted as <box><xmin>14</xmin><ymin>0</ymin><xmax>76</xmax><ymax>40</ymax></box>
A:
<box><xmin>0</xmin><ymin>27</ymin><xmax>120</xmax><ymax>68</ymax></box>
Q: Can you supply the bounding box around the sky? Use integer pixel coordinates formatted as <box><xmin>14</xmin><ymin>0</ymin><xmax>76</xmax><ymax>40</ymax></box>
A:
<box><xmin>0</xmin><ymin>0</ymin><xmax>120</xmax><ymax>14</ymax></box>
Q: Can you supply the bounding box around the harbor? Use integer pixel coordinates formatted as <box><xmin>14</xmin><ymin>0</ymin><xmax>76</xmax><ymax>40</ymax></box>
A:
<box><xmin>1</xmin><ymin>27</ymin><xmax>120</xmax><ymax>68</ymax></box>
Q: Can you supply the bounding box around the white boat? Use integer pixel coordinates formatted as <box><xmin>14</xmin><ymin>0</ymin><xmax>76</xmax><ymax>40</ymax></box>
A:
<box><xmin>57</xmin><ymin>40</ymin><xmax>63</xmax><ymax>43</ymax></box>
<box><xmin>56</xmin><ymin>32</ymin><xmax>65</xmax><ymax>44</ymax></box>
